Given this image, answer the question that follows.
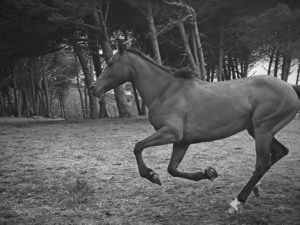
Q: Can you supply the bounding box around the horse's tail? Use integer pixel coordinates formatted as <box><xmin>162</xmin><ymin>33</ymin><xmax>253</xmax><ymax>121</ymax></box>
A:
<box><xmin>293</xmin><ymin>85</ymin><xmax>300</xmax><ymax>100</ymax></box>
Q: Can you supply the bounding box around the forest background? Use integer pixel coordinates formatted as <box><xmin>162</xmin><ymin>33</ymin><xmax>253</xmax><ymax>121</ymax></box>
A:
<box><xmin>0</xmin><ymin>0</ymin><xmax>300</xmax><ymax>119</ymax></box>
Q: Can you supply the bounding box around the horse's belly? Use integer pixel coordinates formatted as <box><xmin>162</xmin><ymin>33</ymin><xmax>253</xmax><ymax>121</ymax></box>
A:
<box><xmin>182</xmin><ymin>114</ymin><xmax>252</xmax><ymax>143</ymax></box>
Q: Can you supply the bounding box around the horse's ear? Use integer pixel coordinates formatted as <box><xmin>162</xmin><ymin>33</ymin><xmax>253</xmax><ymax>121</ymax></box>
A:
<box><xmin>118</xmin><ymin>39</ymin><xmax>125</xmax><ymax>55</ymax></box>
<box><xmin>118</xmin><ymin>37</ymin><xmax>133</xmax><ymax>55</ymax></box>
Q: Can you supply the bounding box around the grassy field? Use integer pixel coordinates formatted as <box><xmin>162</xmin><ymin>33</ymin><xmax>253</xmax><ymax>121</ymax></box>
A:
<box><xmin>0</xmin><ymin>117</ymin><xmax>299</xmax><ymax>225</ymax></box>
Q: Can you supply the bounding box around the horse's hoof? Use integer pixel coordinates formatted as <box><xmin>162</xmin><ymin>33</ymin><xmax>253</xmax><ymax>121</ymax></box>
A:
<box><xmin>151</xmin><ymin>173</ymin><xmax>162</xmax><ymax>186</ymax></box>
<box><xmin>226</xmin><ymin>198</ymin><xmax>244</xmax><ymax>214</ymax></box>
<box><xmin>205</xmin><ymin>167</ymin><xmax>218</xmax><ymax>180</ymax></box>
<box><xmin>252</xmin><ymin>182</ymin><xmax>261</xmax><ymax>197</ymax></box>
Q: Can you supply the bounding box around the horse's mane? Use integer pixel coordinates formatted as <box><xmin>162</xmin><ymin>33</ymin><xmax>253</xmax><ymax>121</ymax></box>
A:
<box><xmin>126</xmin><ymin>48</ymin><xmax>172</xmax><ymax>74</ymax></box>
<box><xmin>126</xmin><ymin>48</ymin><xmax>197</xmax><ymax>79</ymax></box>
<box><xmin>173</xmin><ymin>69</ymin><xmax>197</xmax><ymax>79</ymax></box>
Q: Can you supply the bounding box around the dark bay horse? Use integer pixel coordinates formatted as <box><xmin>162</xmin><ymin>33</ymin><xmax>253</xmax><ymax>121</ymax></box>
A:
<box><xmin>91</xmin><ymin>47</ymin><xmax>300</xmax><ymax>213</ymax></box>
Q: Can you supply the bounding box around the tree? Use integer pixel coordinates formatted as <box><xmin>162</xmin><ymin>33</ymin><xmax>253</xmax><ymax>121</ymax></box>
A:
<box><xmin>73</xmin><ymin>43</ymin><xmax>98</xmax><ymax>119</ymax></box>
<box><xmin>89</xmin><ymin>0</ymin><xmax>131</xmax><ymax>118</ymax></box>
<box><xmin>160</xmin><ymin>0</ymin><xmax>206</xmax><ymax>79</ymax></box>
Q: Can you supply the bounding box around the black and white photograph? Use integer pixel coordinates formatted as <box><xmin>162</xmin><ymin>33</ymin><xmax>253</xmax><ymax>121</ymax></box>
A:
<box><xmin>0</xmin><ymin>0</ymin><xmax>300</xmax><ymax>224</ymax></box>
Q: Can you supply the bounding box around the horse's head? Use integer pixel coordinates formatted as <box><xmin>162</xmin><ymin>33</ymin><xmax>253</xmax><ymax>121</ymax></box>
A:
<box><xmin>91</xmin><ymin>48</ymin><xmax>131</xmax><ymax>97</ymax></box>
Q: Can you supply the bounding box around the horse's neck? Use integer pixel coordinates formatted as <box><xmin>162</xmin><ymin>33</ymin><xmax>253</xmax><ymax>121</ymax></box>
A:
<box><xmin>129</xmin><ymin>54</ymin><xmax>175</xmax><ymax>107</ymax></box>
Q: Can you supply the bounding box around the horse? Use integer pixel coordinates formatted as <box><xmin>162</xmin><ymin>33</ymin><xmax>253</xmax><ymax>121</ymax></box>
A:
<box><xmin>90</xmin><ymin>46</ymin><xmax>300</xmax><ymax>213</ymax></box>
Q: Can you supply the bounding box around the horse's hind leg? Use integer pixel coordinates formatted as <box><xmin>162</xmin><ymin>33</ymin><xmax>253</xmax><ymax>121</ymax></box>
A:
<box><xmin>270</xmin><ymin>138</ymin><xmax>289</xmax><ymax>164</ymax></box>
<box><xmin>247</xmin><ymin>128</ymin><xmax>289</xmax><ymax>165</ymax></box>
<box><xmin>247</xmin><ymin>128</ymin><xmax>289</xmax><ymax>197</ymax></box>
<box><xmin>228</xmin><ymin>130</ymin><xmax>273</xmax><ymax>213</ymax></box>
<box><xmin>167</xmin><ymin>142</ymin><xmax>218</xmax><ymax>181</ymax></box>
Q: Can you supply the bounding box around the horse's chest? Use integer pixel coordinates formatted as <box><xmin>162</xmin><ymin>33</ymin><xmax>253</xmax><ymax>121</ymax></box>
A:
<box><xmin>148</xmin><ymin>101</ymin><xmax>185</xmax><ymax>130</ymax></box>
<box><xmin>148</xmin><ymin>108</ymin><xmax>171</xmax><ymax>130</ymax></box>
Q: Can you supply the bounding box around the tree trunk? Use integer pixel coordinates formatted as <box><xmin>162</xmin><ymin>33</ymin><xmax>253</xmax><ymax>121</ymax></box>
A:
<box><xmin>225</xmin><ymin>55</ymin><xmax>232</xmax><ymax>80</ymax></box>
<box><xmin>114</xmin><ymin>86</ymin><xmax>130</xmax><ymax>118</ymax></box>
<box><xmin>146</xmin><ymin>3</ymin><xmax>162</xmax><ymax>65</ymax></box>
<box><xmin>74</xmin><ymin>52</ymin><xmax>86</xmax><ymax>118</ymax></box>
<box><xmin>193</xmin><ymin>21</ymin><xmax>206</xmax><ymax>80</ymax></box>
<box><xmin>21</xmin><ymin>90</ymin><xmax>28</xmax><ymax>117</ymax></box>
<box><xmin>0</xmin><ymin>92</ymin><xmax>4</xmax><ymax>116</ymax></box>
<box><xmin>90</xmin><ymin>1</ymin><xmax>130</xmax><ymax>118</ymax></box>
<box><xmin>30</xmin><ymin>59</ymin><xmax>37</xmax><ymax>115</ymax></box>
<box><xmin>73</xmin><ymin>44</ymin><xmax>98</xmax><ymax>119</ymax></box>
<box><xmin>59</xmin><ymin>99</ymin><xmax>67</xmax><ymax>119</ymax></box>
<box><xmin>210</xmin><ymin>65</ymin><xmax>215</xmax><ymax>82</ymax></box>
<box><xmin>206</xmin><ymin>57</ymin><xmax>211</xmax><ymax>82</ymax></box>
<box><xmin>177</xmin><ymin>20</ymin><xmax>199</xmax><ymax>74</ymax></box>
<box><xmin>12</xmin><ymin>71</ymin><xmax>20</xmax><ymax>117</ymax></box>
<box><xmin>296</xmin><ymin>62</ymin><xmax>300</xmax><ymax>85</ymax></box>
<box><xmin>281</xmin><ymin>54</ymin><xmax>291</xmax><ymax>82</ymax></box>
<box><xmin>38</xmin><ymin>91</ymin><xmax>46</xmax><ymax>116</ymax></box>
<box><xmin>273</xmin><ymin>50</ymin><xmax>280</xmax><ymax>78</ymax></box>
<box><xmin>1</xmin><ymin>91</ymin><xmax>6</xmax><ymax>116</ymax></box>
<box><xmin>223</xmin><ymin>57</ymin><xmax>229</xmax><ymax>80</ymax></box>
<box><xmin>190</xmin><ymin>32</ymin><xmax>200</xmax><ymax>69</ymax></box>
<box><xmin>42</xmin><ymin>76</ymin><xmax>51</xmax><ymax>118</ymax></box>
<box><xmin>5</xmin><ymin>89</ymin><xmax>13</xmax><ymax>116</ymax></box>
<box><xmin>267</xmin><ymin>47</ymin><xmax>275</xmax><ymax>75</ymax></box>
<box><xmin>228</xmin><ymin>54</ymin><xmax>236</xmax><ymax>80</ymax></box>
<box><xmin>41</xmin><ymin>57</ymin><xmax>51</xmax><ymax>118</ymax></box>
<box><xmin>217</xmin><ymin>24</ymin><xmax>224</xmax><ymax>81</ymax></box>
<box><xmin>88</xmin><ymin>37</ymin><xmax>108</xmax><ymax>118</ymax></box>
<box><xmin>84</xmin><ymin>84</ymin><xmax>88</xmax><ymax>114</ymax></box>
<box><xmin>242</xmin><ymin>48</ymin><xmax>250</xmax><ymax>77</ymax></box>
<box><xmin>233</xmin><ymin>54</ymin><xmax>241</xmax><ymax>79</ymax></box>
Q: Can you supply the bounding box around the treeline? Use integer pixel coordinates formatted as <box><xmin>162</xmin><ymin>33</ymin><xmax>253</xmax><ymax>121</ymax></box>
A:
<box><xmin>0</xmin><ymin>0</ymin><xmax>300</xmax><ymax>119</ymax></box>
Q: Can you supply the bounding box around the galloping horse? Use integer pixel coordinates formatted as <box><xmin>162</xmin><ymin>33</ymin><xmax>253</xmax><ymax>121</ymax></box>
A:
<box><xmin>91</xmin><ymin>47</ymin><xmax>300</xmax><ymax>213</ymax></box>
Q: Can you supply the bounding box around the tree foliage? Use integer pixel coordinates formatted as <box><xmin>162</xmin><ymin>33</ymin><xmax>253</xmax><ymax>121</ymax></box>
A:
<box><xmin>1</xmin><ymin>0</ymin><xmax>300</xmax><ymax>118</ymax></box>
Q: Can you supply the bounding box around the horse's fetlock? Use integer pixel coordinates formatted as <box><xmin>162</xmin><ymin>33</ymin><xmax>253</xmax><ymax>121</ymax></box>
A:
<box><xmin>139</xmin><ymin>170</ymin><xmax>148</xmax><ymax>178</ymax></box>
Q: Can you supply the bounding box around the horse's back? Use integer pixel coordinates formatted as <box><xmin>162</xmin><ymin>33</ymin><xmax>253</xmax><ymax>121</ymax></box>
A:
<box><xmin>245</xmin><ymin>75</ymin><xmax>299</xmax><ymax>106</ymax></box>
<box><xmin>178</xmin><ymin>75</ymin><xmax>299</xmax><ymax>141</ymax></box>
<box><xmin>241</xmin><ymin>75</ymin><xmax>300</xmax><ymax>133</ymax></box>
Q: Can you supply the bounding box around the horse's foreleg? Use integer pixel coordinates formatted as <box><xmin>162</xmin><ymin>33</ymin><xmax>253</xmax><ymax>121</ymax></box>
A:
<box><xmin>228</xmin><ymin>130</ymin><xmax>272</xmax><ymax>213</ymax></box>
<box><xmin>167</xmin><ymin>142</ymin><xmax>218</xmax><ymax>181</ymax></box>
<box><xmin>134</xmin><ymin>126</ymin><xmax>181</xmax><ymax>185</ymax></box>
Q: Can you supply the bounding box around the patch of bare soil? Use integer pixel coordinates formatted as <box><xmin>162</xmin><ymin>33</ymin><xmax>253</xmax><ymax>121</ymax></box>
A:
<box><xmin>0</xmin><ymin>117</ymin><xmax>299</xmax><ymax>225</ymax></box>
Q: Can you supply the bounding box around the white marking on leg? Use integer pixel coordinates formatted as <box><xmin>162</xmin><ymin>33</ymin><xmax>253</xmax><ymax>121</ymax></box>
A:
<box><xmin>230</xmin><ymin>198</ymin><xmax>241</xmax><ymax>211</ymax></box>
<box><xmin>227</xmin><ymin>198</ymin><xmax>243</xmax><ymax>214</ymax></box>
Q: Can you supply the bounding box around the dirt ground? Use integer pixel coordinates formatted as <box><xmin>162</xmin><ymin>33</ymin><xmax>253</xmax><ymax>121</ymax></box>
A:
<box><xmin>0</xmin><ymin>116</ymin><xmax>299</xmax><ymax>225</ymax></box>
